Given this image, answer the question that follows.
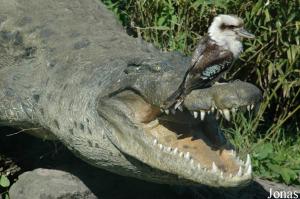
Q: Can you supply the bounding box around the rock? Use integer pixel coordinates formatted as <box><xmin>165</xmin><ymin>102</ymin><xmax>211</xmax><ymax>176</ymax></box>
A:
<box><xmin>9</xmin><ymin>168</ymin><xmax>97</xmax><ymax>199</ymax></box>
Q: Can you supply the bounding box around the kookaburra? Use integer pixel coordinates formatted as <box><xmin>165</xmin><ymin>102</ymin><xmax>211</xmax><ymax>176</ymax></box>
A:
<box><xmin>164</xmin><ymin>14</ymin><xmax>255</xmax><ymax>110</ymax></box>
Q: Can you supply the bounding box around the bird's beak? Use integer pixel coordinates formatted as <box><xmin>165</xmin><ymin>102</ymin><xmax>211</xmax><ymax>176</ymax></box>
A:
<box><xmin>235</xmin><ymin>28</ymin><xmax>255</xmax><ymax>39</ymax></box>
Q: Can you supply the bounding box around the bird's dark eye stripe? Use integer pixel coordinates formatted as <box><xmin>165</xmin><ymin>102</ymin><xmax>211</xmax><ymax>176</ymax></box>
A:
<box><xmin>220</xmin><ymin>24</ymin><xmax>243</xmax><ymax>29</ymax></box>
<box><xmin>220</xmin><ymin>24</ymin><xmax>234</xmax><ymax>29</ymax></box>
<box><xmin>226</xmin><ymin>25</ymin><xmax>237</xmax><ymax>29</ymax></box>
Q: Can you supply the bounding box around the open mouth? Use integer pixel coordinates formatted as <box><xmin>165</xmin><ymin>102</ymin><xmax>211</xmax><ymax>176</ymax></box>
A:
<box><xmin>97</xmin><ymin>82</ymin><xmax>261</xmax><ymax>187</ymax></box>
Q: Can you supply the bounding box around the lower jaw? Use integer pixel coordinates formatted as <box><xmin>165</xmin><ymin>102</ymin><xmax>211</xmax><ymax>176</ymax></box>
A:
<box><xmin>139</xmin><ymin>118</ymin><xmax>252</xmax><ymax>187</ymax></box>
<box><xmin>143</xmin><ymin>113</ymin><xmax>241</xmax><ymax>178</ymax></box>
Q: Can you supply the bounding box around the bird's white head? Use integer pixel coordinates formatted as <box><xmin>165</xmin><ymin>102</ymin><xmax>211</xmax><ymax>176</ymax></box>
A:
<box><xmin>208</xmin><ymin>14</ymin><xmax>255</xmax><ymax>58</ymax></box>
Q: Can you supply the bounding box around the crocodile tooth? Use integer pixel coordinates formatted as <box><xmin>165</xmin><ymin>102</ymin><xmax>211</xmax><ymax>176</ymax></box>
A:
<box><xmin>164</xmin><ymin>109</ymin><xmax>169</xmax><ymax>115</ymax></box>
<box><xmin>179</xmin><ymin>152</ymin><xmax>183</xmax><ymax>157</ymax></box>
<box><xmin>245</xmin><ymin>164</ymin><xmax>252</xmax><ymax>176</ymax></box>
<box><xmin>193</xmin><ymin>111</ymin><xmax>198</xmax><ymax>118</ymax></box>
<box><xmin>207</xmin><ymin>110</ymin><xmax>211</xmax><ymax>114</ymax></box>
<box><xmin>223</xmin><ymin>109</ymin><xmax>230</xmax><ymax>121</ymax></box>
<box><xmin>158</xmin><ymin>144</ymin><xmax>163</xmax><ymax>150</ymax></box>
<box><xmin>173</xmin><ymin>148</ymin><xmax>178</xmax><ymax>155</ymax></box>
<box><xmin>236</xmin><ymin>166</ymin><xmax>242</xmax><ymax>177</ymax></box>
<box><xmin>245</xmin><ymin>154</ymin><xmax>251</xmax><ymax>168</ymax></box>
<box><xmin>200</xmin><ymin>110</ymin><xmax>205</xmax><ymax>120</ymax></box>
<box><xmin>184</xmin><ymin>152</ymin><xmax>190</xmax><ymax>160</ymax></box>
<box><xmin>247</xmin><ymin>105</ymin><xmax>251</xmax><ymax>112</ymax></box>
<box><xmin>230</xmin><ymin>149</ymin><xmax>236</xmax><ymax>157</ymax></box>
<box><xmin>204</xmin><ymin>168</ymin><xmax>207</xmax><ymax>172</ymax></box>
<box><xmin>211</xmin><ymin>162</ymin><xmax>218</xmax><ymax>173</ymax></box>
<box><xmin>166</xmin><ymin>147</ymin><xmax>172</xmax><ymax>152</ymax></box>
<box><xmin>160</xmin><ymin>108</ymin><xmax>164</xmax><ymax>113</ymax></box>
<box><xmin>153</xmin><ymin>139</ymin><xmax>158</xmax><ymax>145</ymax></box>
<box><xmin>220</xmin><ymin>171</ymin><xmax>223</xmax><ymax>178</ymax></box>
<box><xmin>197</xmin><ymin>164</ymin><xmax>201</xmax><ymax>169</ymax></box>
<box><xmin>250</xmin><ymin>104</ymin><xmax>254</xmax><ymax>110</ymax></box>
<box><xmin>211</xmin><ymin>106</ymin><xmax>215</xmax><ymax>113</ymax></box>
<box><xmin>229</xmin><ymin>173</ymin><xmax>233</xmax><ymax>178</ymax></box>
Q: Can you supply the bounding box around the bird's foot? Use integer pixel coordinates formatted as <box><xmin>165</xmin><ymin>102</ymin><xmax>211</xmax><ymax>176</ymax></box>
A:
<box><xmin>174</xmin><ymin>98</ymin><xmax>184</xmax><ymax>111</ymax></box>
<box><xmin>161</xmin><ymin>96</ymin><xmax>185</xmax><ymax>114</ymax></box>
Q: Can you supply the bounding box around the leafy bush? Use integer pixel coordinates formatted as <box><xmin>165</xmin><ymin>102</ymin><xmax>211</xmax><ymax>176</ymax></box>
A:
<box><xmin>101</xmin><ymin>0</ymin><xmax>300</xmax><ymax>184</ymax></box>
<box><xmin>0</xmin><ymin>174</ymin><xmax>10</xmax><ymax>199</ymax></box>
<box><xmin>252</xmin><ymin>141</ymin><xmax>300</xmax><ymax>184</ymax></box>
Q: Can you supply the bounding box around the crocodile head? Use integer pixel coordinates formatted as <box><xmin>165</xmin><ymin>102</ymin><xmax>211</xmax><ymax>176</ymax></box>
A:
<box><xmin>97</xmin><ymin>55</ymin><xmax>262</xmax><ymax>187</ymax></box>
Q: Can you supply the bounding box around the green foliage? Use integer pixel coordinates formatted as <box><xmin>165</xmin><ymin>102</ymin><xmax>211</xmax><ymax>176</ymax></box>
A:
<box><xmin>253</xmin><ymin>136</ymin><xmax>300</xmax><ymax>185</ymax></box>
<box><xmin>0</xmin><ymin>175</ymin><xmax>10</xmax><ymax>188</ymax></box>
<box><xmin>101</xmin><ymin>0</ymin><xmax>300</xmax><ymax>184</ymax></box>
<box><xmin>0</xmin><ymin>175</ymin><xmax>10</xmax><ymax>199</ymax></box>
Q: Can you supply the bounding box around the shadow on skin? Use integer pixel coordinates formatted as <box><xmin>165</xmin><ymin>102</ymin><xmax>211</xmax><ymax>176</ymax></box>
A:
<box><xmin>0</xmin><ymin>127</ymin><xmax>269</xmax><ymax>199</ymax></box>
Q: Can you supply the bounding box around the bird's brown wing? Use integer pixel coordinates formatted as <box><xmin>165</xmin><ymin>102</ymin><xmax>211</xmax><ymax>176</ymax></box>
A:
<box><xmin>162</xmin><ymin>36</ymin><xmax>210</xmax><ymax>109</ymax></box>
<box><xmin>183</xmin><ymin>49</ymin><xmax>233</xmax><ymax>93</ymax></box>
<box><xmin>178</xmin><ymin>36</ymin><xmax>212</xmax><ymax>91</ymax></box>
<box><xmin>190</xmin><ymin>36</ymin><xmax>210</xmax><ymax>68</ymax></box>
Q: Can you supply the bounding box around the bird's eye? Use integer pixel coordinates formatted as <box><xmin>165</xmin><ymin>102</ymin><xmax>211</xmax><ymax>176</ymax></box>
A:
<box><xmin>228</xmin><ymin>25</ymin><xmax>236</xmax><ymax>29</ymax></box>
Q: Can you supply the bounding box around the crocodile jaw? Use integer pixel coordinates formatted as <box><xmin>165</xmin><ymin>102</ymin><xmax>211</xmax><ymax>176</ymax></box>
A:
<box><xmin>97</xmin><ymin>88</ymin><xmax>259</xmax><ymax>187</ymax></box>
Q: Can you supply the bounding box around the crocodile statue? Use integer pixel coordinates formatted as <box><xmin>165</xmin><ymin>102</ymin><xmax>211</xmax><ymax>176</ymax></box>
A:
<box><xmin>0</xmin><ymin>0</ymin><xmax>262</xmax><ymax>188</ymax></box>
